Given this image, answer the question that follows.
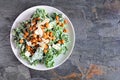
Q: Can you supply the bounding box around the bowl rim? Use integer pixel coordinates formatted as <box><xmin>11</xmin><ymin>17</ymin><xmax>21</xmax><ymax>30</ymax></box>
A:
<box><xmin>10</xmin><ymin>5</ymin><xmax>75</xmax><ymax>70</ymax></box>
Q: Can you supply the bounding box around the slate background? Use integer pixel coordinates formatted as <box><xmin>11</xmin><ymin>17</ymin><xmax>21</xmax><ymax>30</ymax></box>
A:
<box><xmin>0</xmin><ymin>0</ymin><xmax>120</xmax><ymax>80</ymax></box>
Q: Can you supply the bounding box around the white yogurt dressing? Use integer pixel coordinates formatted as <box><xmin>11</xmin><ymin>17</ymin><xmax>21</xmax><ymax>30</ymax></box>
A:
<box><xmin>25</xmin><ymin>51</ymin><xmax>31</xmax><ymax>57</ymax></box>
<box><xmin>52</xmin><ymin>44</ymin><xmax>61</xmax><ymax>50</ymax></box>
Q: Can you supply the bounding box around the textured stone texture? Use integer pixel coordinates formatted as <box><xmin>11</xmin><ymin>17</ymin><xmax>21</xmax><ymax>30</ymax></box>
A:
<box><xmin>0</xmin><ymin>0</ymin><xmax>120</xmax><ymax>80</ymax></box>
<box><xmin>0</xmin><ymin>65</ymin><xmax>30</xmax><ymax>80</ymax></box>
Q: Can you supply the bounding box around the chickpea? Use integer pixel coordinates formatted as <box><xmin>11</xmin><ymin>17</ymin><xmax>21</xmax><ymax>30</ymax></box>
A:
<box><xmin>63</xmin><ymin>28</ymin><xmax>68</xmax><ymax>33</ymax></box>
<box><xmin>61</xmin><ymin>39</ymin><xmax>65</xmax><ymax>44</ymax></box>
<box><xmin>44</xmin><ymin>44</ymin><xmax>48</xmax><ymax>49</ymax></box>
<box><xmin>19</xmin><ymin>39</ymin><xmax>24</xmax><ymax>44</ymax></box>
<box><xmin>45</xmin><ymin>22</ymin><xmax>49</xmax><ymax>28</ymax></box>
<box><xmin>64</xmin><ymin>19</ymin><xmax>68</xmax><ymax>24</ymax></box>
<box><xmin>43</xmin><ymin>49</ymin><xmax>48</xmax><ymax>54</ymax></box>
<box><xmin>56</xmin><ymin>15</ymin><xmax>59</xmax><ymax>21</ymax></box>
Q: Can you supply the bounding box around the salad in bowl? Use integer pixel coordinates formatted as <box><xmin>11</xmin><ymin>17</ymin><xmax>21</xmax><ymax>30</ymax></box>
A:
<box><xmin>10</xmin><ymin>6</ymin><xmax>75</xmax><ymax>70</ymax></box>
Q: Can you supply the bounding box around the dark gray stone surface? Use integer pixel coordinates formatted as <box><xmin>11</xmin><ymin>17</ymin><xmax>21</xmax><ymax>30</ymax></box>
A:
<box><xmin>0</xmin><ymin>0</ymin><xmax>120</xmax><ymax>80</ymax></box>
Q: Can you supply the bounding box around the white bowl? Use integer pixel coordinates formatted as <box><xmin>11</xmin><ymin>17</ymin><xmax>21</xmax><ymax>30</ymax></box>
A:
<box><xmin>10</xmin><ymin>5</ymin><xmax>75</xmax><ymax>70</ymax></box>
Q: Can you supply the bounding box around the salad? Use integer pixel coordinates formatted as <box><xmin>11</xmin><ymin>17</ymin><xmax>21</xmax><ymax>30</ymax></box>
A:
<box><xmin>12</xmin><ymin>8</ymin><xmax>69</xmax><ymax>67</ymax></box>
